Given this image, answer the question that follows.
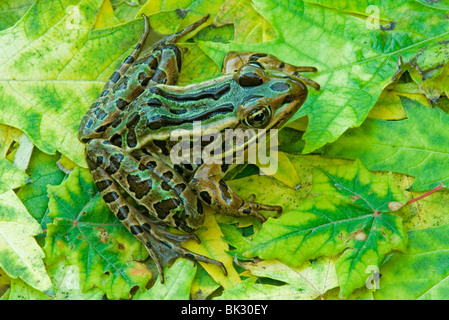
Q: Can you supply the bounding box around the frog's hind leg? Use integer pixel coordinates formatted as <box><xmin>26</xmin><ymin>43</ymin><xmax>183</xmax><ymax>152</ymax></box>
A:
<box><xmin>101</xmin><ymin>14</ymin><xmax>151</xmax><ymax>92</ymax></box>
<box><xmin>78</xmin><ymin>15</ymin><xmax>150</xmax><ymax>142</ymax></box>
<box><xmin>85</xmin><ymin>140</ymin><xmax>226</xmax><ymax>282</ymax></box>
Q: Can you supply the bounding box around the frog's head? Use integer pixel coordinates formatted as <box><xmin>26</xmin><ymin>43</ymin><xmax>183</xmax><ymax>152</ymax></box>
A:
<box><xmin>234</xmin><ymin>61</ymin><xmax>318</xmax><ymax>131</ymax></box>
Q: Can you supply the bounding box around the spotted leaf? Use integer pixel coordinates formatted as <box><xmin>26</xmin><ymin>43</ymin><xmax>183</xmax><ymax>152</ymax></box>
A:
<box><xmin>246</xmin><ymin>160</ymin><xmax>408</xmax><ymax>298</ymax></box>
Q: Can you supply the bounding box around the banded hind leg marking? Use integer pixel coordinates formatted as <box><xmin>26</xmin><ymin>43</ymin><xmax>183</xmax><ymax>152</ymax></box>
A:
<box><xmin>78</xmin><ymin>15</ymin><xmax>151</xmax><ymax>142</ymax></box>
<box><xmin>102</xmin><ymin>14</ymin><xmax>151</xmax><ymax>93</ymax></box>
<box><xmin>85</xmin><ymin>139</ymin><xmax>226</xmax><ymax>282</ymax></box>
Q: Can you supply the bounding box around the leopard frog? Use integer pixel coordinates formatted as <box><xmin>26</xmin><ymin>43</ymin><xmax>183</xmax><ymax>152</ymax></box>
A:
<box><xmin>78</xmin><ymin>14</ymin><xmax>319</xmax><ymax>282</ymax></box>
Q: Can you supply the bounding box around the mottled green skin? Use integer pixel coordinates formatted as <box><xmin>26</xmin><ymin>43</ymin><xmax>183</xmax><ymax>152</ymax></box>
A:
<box><xmin>78</xmin><ymin>14</ymin><xmax>318</xmax><ymax>282</ymax></box>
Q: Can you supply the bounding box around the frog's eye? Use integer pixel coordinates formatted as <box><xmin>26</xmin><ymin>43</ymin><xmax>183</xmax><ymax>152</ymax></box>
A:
<box><xmin>244</xmin><ymin>106</ymin><xmax>272</xmax><ymax>128</ymax></box>
<box><xmin>239</xmin><ymin>71</ymin><xmax>263</xmax><ymax>87</ymax></box>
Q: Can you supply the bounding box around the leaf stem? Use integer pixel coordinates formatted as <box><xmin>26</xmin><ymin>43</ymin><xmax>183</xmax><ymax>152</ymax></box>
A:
<box><xmin>406</xmin><ymin>183</ymin><xmax>446</xmax><ymax>206</ymax></box>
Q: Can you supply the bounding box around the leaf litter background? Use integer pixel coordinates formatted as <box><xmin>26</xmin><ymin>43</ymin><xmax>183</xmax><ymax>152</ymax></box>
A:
<box><xmin>0</xmin><ymin>0</ymin><xmax>449</xmax><ymax>300</ymax></box>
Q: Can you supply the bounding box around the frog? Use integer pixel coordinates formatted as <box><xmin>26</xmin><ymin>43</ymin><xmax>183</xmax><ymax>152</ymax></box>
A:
<box><xmin>78</xmin><ymin>14</ymin><xmax>320</xmax><ymax>283</ymax></box>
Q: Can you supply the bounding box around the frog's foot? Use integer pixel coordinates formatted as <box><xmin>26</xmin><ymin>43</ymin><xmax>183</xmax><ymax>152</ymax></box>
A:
<box><xmin>133</xmin><ymin>211</ymin><xmax>227</xmax><ymax>283</ymax></box>
<box><xmin>238</xmin><ymin>194</ymin><xmax>282</xmax><ymax>222</ymax></box>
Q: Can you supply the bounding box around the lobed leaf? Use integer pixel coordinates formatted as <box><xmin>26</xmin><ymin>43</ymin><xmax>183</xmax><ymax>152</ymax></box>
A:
<box><xmin>247</xmin><ymin>160</ymin><xmax>408</xmax><ymax>297</ymax></box>
<box><xmin>374</xmin><ymin>223</ymin><xmax>449</xmax><ymax>299</ymax></box>
<box><xmin>44</xmin><ymin>167</ymin><xmax>151</xmax><ymax>299</ymax></box>
<box><xmin>0</xmin><ymin>190</ymin><xmax>53</xmax><ymax>295</ymax></box>
<box><xmin>199</xmin><ymin>0</ymin><xmax>449</xmax><ymax>153</ymax></box>
<box><xmin>323</xmin><ymin>97</ymin><xmax>449</xmax><ymax>191</ymax></box>
<box><xmin>133</xmin><ymin>259</ymin><xmax>197</xmax><ymax>300</ymax></box>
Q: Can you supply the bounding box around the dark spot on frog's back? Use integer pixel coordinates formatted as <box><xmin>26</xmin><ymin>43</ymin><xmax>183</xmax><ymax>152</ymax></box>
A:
<box><xmin>105</xmin><ymin>153</ymin><xmax>124</xmax><ymax>175</ymax></box>
<box><xmin>127</xmin><ymin>130</ymin><xmax>137</xmax><ymax>148</ymax></box>
<box><xmin>154</xmin><ymin>139</ymin><xmax>170</xmax><ymax>156</ymax></box>
<box><xmin>110</xmin><ymin>133</ymin><xmax>122</xmax><ymax>147</ymax></box>
<box><xmin>103</xmin><ymin>191</ymin><xmax>120</xmax><ymax>203</ymax></box>
<box><xmin>162</xmin><ymin>171</ymin><xmax>174</xmax><ymax>181</ymax></box>
<box><xmin>138</xmin><ymin>72</ymin><xmax>151</xmax><ymax>87</ymax></box>
<box><xmin>152</xmin><ymin>68</ymin><xmax>167</xmax><ymax>84</ymax></box>
<box><xmin>218</xmin><ymin>180</ymin><xmax>231</xmax><ymax>200</ymax></box>
<box><xmin>154</xmin><ymin>198</ymin><xmax>181</xmax><ymax>219</ymax></box>
<box><xmin>221</xmin><ymin>163</ymin><xmax>230</xmax><ymax>173</ymax></box>
<box><xmin>200</xmin><ymin>191</ymin><xmax>212</xmax><ymax>205</ymax></box>
<box><xmin>115</xmin><ymin>98</ymin><xmax>128</xmax><ymax>111</ymax></box>
<box><xmin>239</xmin><ymin>72</ymin><xmax>263</xmax><ymax>87</ymax></box>
<box><xmin>174</xmin><ymin>183</ymin><xmax>187</xmax><ymax>194</ymax></box>
<box><xmin>146</xmin><ymin>98</ymin><xmax>163</xmax><ymax>107</ymax></box>
<box><xmin>116</xmin><ymin>205</ymin><xmax>130</xmax><ymax>220</ymax></box>
<box><xmin>96</xmin><ymin>179</ymin><xmax>113</xmax><ymax>192</ymax></box>
<box><xmin>123</xmin><ymin>55</ymin><xmax>135</xmax><ymax>64</ymax></box>
<box><xmin>126</xmin><ymin>113</ymin><xmax>140</xmax><ymax>148</ymax></box>
<box><xmin>130</xmin><ymin>225</ymin><xmax>144</xmax><ymax>235</ymax></box>
<box><xmin>127</xmin><ymin>174</ymin><xmax>152</xmax><ymax>199</ymax></box>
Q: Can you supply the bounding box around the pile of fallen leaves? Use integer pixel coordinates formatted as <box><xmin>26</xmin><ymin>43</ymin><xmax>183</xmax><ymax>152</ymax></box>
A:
<box><xmin>0</xmin><ymin>0</ymin><xmax>448</xmax><ymax>300</ymax></box>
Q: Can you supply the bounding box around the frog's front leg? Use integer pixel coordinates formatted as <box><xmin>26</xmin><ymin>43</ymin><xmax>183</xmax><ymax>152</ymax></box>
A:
<box><xmin>190</xmin><ymin>163</ymin><xmax>282</xmax><ymax>222</ymax></box>
<box><xmin>85</xmin><ymin>140</ymin><xmax>226</xmax><ymax>282</ymax></box>
<box><xmin>222</xmin><ymin>51</ymin><xmax>320</xmax><ymax>90</ymax></box>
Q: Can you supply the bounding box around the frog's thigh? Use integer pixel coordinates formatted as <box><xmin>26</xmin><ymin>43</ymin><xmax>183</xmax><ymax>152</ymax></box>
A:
<box><xmin>86</xmin><ymin>140</ymin><xmax>191</xmax><ymax>229</ymax></box>
<box><xmin>85</xmin><ymin>139</ymin><xmax>226</xmax><ymax>281</ymax></box>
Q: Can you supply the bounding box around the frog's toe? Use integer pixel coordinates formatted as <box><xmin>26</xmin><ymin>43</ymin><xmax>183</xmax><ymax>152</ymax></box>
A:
<box><xmin>136</xmin><ymin>216</ymin><xmax>226</xmax><ymax>282</ymax></box>
<box><xmin>238</xmin><ymin>195</ymin><xmax>282</xmax><ymax>222</ymax></box>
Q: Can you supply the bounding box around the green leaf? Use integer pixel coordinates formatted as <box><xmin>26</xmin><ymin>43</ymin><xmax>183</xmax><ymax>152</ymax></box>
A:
<box><xmin>0</xmin><ymin>190</ymin><xmax>53</xmax><ymax>295</ymax></box>
<box><xmin>215</xmin><ymin>278</ymin><xmax>306</xmax><ymax>300</ymax></box>
<box><xmin>0</xmin><ymin>125</ymin><xmax>30</xmax><ymax>194</ymax></box>
<box><xmin>43</xmin><ymin>167</ymin><xmax>151</xmax><ymax>299</ymax></box>
<box><xmin>323</xmin><ymin>97</ymin><xmax>449</xmax><ymax>191</ymax></box>
<box><xmin>0</xmin><ymin>159</ymin><xmax>30</xmax><ymax>195</ymax></box>
<box><xmin>374</xmin><ymin>223</ymin><xmax>449</xmax><ymax>299</ymax></box>
<box><xmin>190</xmin><ymin>264</ymin><xmax>220</xmax><ymax>300</ymax></box>
<box><xmin>16</xmin><ymin>149</ymin><xmax>67</xmax><ymax>229</ymax></box>
<box><xmin>199</xmin><ymin>0</ymin><xmax>449</xmax><ymax>153</ymax></box>
<box><xmin>133</xmin><ymin>259</ymin><xmax>197</xmax><ymax>300</ymax></box>
<box><xmin>0</xmin><ymin>0</ymin><xmax>33</xmax><ymax>31</ymax></box>
<box><xmin>240</xmin><ymin>258</ymin><xmax>339</xmax><ymax>299</ymax></box>
<box><xmin>0</xmin><ymin>0</ymin><xmax>146</xmax><ymax>166</ymax></box>
<box><xmin>213</xmin><ymin>0</ymin><xmax>277</xmax><ymax>43</ymax></box>
<box><xmin>247</xmin><ymin>160</ymin><xmax>408</xmax><ymax>297</ymax></box>
<box><xmin>406</xmin><ymin>38</ymin><xmax>449</xmax><ymax>101</ymax></box>
<box><xmin>6</xmin><ymin>262</ymin><xmax>104</xmax><ymax>300</ymax></box>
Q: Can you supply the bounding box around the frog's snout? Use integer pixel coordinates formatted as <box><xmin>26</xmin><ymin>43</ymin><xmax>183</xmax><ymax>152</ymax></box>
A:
<box><xmin>284</xmin><ymin>78</ymin><xmax>308</xmax><ymax>110</ymax></box>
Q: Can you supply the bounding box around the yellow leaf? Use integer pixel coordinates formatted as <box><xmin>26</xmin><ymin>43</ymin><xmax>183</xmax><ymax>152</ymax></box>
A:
<box><xmin>258</xmin><ymin>151</ymin><xmax>301</xmax><ymax>189</ymax></box>
<box><xmin>183</xmin><ymin>209</ymin><xmax>240</xmax><ymax>288</ymax></box>
<box><xmin>214</xmin><ymin>0</ymin><xmax>277</xmax><ymax>43</ymax></box>
<box><xmin>93</xmin><ymin>0</ymin><xmax>120</xmax><ymax>29</ymax></box>
<box><xmin>369</xmin><ymin>83</ymin><xmax>431</xmax><ymax>120</ymax></box>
